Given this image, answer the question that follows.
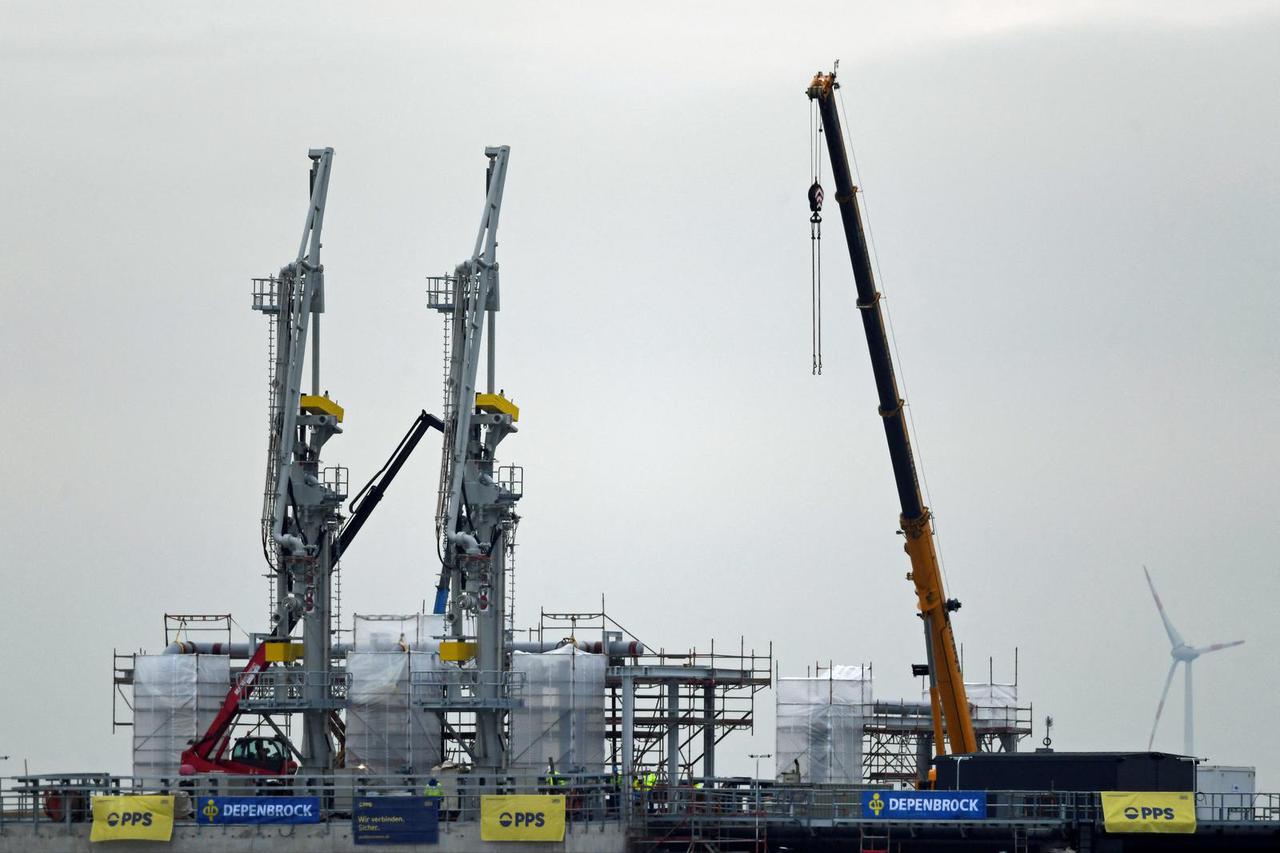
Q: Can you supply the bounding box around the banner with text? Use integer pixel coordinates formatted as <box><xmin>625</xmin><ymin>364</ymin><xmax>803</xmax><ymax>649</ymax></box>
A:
<box><xmin>90</xmin><ymin>795</ymin><xmax>175</xmax><ymax>842</ymax></box>
<box><xmin>196</xmin><ymin>796</ymin><xmax>321</xmax><ymax>825</ymax></box>
<box><xmin>1101</xmin><ymin>791</ymin><xmax>1196</xmax><ymax>834</ymax></box>
<box><xmin>480</xmin><ymin>795</ymin><xmax>566</xmax><ymax>841</ymax></box>
<box><xmin>352</xmin><ymin>797</ymin><xmax>439</xmax><ymax>845</ymax></box>
<box><xmin>862</xmin><ymin>790</ymin><xmax>987</xmax><ymax>820</ymax></box>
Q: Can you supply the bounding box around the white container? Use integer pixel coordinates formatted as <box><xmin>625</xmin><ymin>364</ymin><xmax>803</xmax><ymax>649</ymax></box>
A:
<box><xmin>1196</xmin><ymin>765</ymin><xmax>1255</xmax><ymax>821</ymax></box>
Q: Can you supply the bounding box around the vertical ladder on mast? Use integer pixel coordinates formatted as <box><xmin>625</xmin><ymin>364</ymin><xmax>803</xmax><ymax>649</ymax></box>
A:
<box><xmin>426</xmin><ymin>272</ymin><xmax>463</xmax><ymax>546</ymax></box>
<box><xmin>252</xmin><ymin>276</ymin><xmax>283</xmax><ymax>618</ymax></box>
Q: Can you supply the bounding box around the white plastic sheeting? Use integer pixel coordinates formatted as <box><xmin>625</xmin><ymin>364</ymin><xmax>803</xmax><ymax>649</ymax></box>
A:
<box><xmin>132</xmin><ymin>654</ymin><xmax>229</xmax><ymax>779</ymax></box>
<box><xmin>776</xmin><ymin>665</ymin><xmax>872</xmax><ymax>784</ymax></box>
<box><xmin>345</xmin><ymin>651</ymin><xmax>442</xmax><ymax>773</ymax></box>
<box><xmin>964</xmin><ymin>682</ymin><xmax>1018</xmax><ymax>723</ymax></box>
<box><xmin>508</xmin><ymin>647</ymin><xmax>606</xmax><ymax>773</ymax></box>
<box><xmin>353</xmin><ymin>613</ymin><xmax>444</xmax><ymax>652</ymax></box>
<box><xmin>922</xmin><ymin>681</ymin><xmax>1018</xmax><ymax>723</ymax></box>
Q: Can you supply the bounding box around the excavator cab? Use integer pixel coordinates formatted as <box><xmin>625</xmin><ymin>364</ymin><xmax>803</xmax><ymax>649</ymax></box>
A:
<box><xmin>229</xmin><ymin>736</ymin><xmax>292</xmax><ymax>774</ymax></box>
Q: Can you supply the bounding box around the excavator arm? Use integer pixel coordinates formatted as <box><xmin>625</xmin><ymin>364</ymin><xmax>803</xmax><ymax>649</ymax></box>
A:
<box><xmin>180</xmin><ymin>643</ymin><xmax>274</xmax><ymax>774</ymax></box>
<box><xmin>807</xmin><ymin>70</ymin><xmax>977</xmax><ymax>758</ymax></box>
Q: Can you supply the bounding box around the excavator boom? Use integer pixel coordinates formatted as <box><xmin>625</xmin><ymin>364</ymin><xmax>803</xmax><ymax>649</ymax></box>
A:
<box><xmin>807</xmin><ymin>70</ymin><xmax>977</xmax><ymax>757</ymax></box>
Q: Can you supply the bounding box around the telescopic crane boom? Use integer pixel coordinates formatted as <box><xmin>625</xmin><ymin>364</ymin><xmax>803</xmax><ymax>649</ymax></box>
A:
<box><xmin>807</xmin><ymin>70</ymin><xmax>977</xmax><ymax>758</ymax></box>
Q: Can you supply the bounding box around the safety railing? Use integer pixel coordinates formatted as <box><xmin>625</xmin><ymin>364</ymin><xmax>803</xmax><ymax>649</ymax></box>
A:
<box><xmin>235</xmin><ymin>669</ymin><xmax>351</xmax><ymax>711</ymax></box>
<box><xmin>322</xmin><ymin>465</ymin><xmax>349</xmax><ymax>498</ymax></box>
<box><xmin>426</xmin><ymin>274</ymin><xmax>477</xmax><ymax>314</ymax></box>
<box><xmin>632</xmin><ymin>784</ymin><xmax>1280</xmax><ymax>830</ymax></box>
<box><xmin>409</xmin><ymin>668</ymin><xmax>526</xmax><ymax>710</ymax></box>
<box><xmin>497</xmin><ymin>464</ymin><xmax>524</xmax><ymax>498</ymax></box>
<box><xmin>250</xmin><ymin>277</ymin><xmax>280</xmax><ymax>313</ymax></box>
<box><xmin>0</xmin><ymin>772</ymin><xmax>623</xmax><ymax>832</ymax></box>
<box><xmin>3</xmin><ymin>775</ymin><xmax>1278</xmax><ymax>833</ymax></box>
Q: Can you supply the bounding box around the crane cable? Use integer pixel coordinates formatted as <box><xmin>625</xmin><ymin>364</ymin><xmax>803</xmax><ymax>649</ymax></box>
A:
<box><xmin>809</xmin><ymin>100</ymin><xmax>824</xmax><ymax>375</ymax></box>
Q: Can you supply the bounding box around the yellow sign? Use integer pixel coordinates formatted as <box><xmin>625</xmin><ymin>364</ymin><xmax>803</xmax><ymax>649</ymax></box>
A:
<box><xmin>90</xmin><ymin>795</ymin><xmax>175</xmax><ymax>842</ymax></box>
<box><xmin>480</xmin><ymin>795</ymin><xmax>565</xmax><ymax>842</ymax></box>
<box><xmin>1101</xmin><ymin>791</ymin><xmax>1196</xmax><ymax>834</ymax></box>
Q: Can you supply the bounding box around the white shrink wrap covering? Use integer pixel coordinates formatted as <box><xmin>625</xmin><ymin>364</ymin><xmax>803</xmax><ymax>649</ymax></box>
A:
<box><xmin>353</xmin><ymin>613</ymin><xmax>445</xmax><ymax>652</ymax></box>
<box><xmin>964</xmin><ymin>682</ymin><xmax>1018</xmax><ymax>723</ymax></box>
<box><xmin>776</xmin><ymin>665</ymin><xmax>871</xmax><ymax>784</ymax></box>
<box><xmin>508</xmin><ymin>647</ymin><xmax>606</xmax><ymax>773</ymax></box>
<box><xmin>132</xmin><ymin>654</ymin><xmax>229</xmax><ymax>780</ymax></box>
<box><xmin>345</xmin><ymin>651</ymin><xmax>442</xmax><ymax>773</ymax></box>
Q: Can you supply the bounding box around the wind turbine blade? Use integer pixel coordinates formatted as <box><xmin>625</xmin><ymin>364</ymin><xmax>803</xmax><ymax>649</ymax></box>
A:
<box><xmin>1148</xmin><ymin>659</ymin><xmax>1179</xmax><ymax>750</ymax></box>
<box><xmin>1195</xmin><ymin>640</ymin><xmax>1245</xmax><ymax>655</ymax></box>
<box><xmin>1144</xmin><ymin>566</ymin><xmax>1185</xmax><ymax>648</ymax></box>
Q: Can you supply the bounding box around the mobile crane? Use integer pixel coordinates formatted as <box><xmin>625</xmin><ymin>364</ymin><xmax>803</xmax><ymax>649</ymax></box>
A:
<box><xmin>807</xmin><ymin>70</ymin><xmax>978</xmax><ymax>761</ymax></box>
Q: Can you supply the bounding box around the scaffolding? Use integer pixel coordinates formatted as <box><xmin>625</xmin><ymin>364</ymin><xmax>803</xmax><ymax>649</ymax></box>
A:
<box><xmin>777</xmin><ymin>657</ymin><xmax>1034</xmax><ymax>785</ymax></box>
<box><xmin>345</xmin><ymin>651</ymin><xmax>443</xmax><ymax>774</ymax></box>
<box><xmin>131</xmin><ymin>655</ymin><xmax>230</xmax><ymax>780</ymax></box>
<box><xmin>776</xmin><ymin>664</ymin><xmax>871</xmax><ymax>785</ymax></box>
<box><xmin>508</xmin><ymin>647</ymin><xmax>606</xmax><ymax>772</ymax></box>
<box><xmin>523</xmin><ymin>608</ymin><xmax>772</xmax><ymax>783</ymax></box>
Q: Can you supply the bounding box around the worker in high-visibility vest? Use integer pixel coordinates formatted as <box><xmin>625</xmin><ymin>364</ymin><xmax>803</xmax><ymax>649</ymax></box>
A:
<box><xmin>544</xmin><ymin>758</ymin><xmax>566</xmax><ymax>791</ymax></box>
<box><xmin>423</xmin><ymin>777</ymin><xmax>447</xmax><ymax>820</ymax></box>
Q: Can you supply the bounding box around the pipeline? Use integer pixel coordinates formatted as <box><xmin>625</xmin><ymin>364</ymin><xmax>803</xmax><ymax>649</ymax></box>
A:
<box><xmin>164</xmin><ymin>638</ymin><xmax>644</xmax><ymax>658</ymax></box>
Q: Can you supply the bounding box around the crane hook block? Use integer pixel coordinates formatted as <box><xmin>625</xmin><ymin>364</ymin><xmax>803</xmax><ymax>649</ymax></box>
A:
<box><xmin>808</xmin><ymin>181</ymin><xmax>824</xmax><ymax>213</ymax></box>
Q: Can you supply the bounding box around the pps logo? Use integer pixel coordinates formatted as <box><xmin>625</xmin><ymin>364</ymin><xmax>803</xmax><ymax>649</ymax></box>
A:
<box><xmin>1123</xmin><ymin>805</ymin><xmax>1176</xmax><ymax>821</ymax></box>
<box><xmin>105</xmin><ymin>811</ymin><xmax>154</xmax><ymax>828</ymax></box>
<box><xmin>498</xmin><ymin>810</ymin><xmax>547</xmax><ymax>828</ymax></box>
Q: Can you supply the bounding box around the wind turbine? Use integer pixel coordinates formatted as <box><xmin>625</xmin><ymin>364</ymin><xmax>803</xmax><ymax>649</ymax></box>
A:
<box><xmin>1144</xmin><ymin>566</ymin><xmax>1244</xmax><ymax>757</ymax></box>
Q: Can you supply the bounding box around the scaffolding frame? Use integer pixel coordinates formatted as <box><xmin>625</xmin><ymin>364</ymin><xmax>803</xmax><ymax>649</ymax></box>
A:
<box><xmin>525</xmin><ymin>608</ymin><xmax>772</xmax><ymax>783</ymax></box>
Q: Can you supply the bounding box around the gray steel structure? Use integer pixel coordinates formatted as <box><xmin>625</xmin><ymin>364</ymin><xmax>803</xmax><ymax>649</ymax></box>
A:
<box><xmin>250</xmin><ymin>148</ymin><xmax>346</xmax><ymax>771</ymax></box>
<box><xmin>426</xmin><ymin>146</ymin><xmax>522</xmax><ymax>772</ymax></box>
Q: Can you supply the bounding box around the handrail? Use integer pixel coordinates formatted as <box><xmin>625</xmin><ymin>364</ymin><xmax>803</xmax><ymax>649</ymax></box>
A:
<box><xmin>2</xmin><ymin>775</ymin><xmax>1278</xmax><ymax>830</ymax></box>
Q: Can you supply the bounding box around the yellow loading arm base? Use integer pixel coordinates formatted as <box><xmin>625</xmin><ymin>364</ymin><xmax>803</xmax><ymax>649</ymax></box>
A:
<box><xmin>475</xmin><ymin>393</ymin><xmax>519</xmax><ymax>422</ymax></box>
<box><xmin>300</xmin><ymin>394</ymin><xmax>344</xmax><ymax>422</ymax></box>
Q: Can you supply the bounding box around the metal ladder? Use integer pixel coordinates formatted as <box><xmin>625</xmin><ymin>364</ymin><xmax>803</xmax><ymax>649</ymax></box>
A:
<box><xmin>252</xmin><ymin>276</ymin><xmax>284</xmax><ymax>618</ymax></box>
<box><xmin>860</xmin><ymin>826</ymin><xmax>890</xmax><ymax>853</ymax></box>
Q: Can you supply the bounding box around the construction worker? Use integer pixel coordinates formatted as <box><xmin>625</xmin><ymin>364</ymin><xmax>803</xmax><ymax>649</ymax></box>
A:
<box><xmin>544</xmin><ymin>758</ymin><xmax>565</xmax><ymax>791</ymax></box>
<box><xmin>423</xmin><ymin>777</ymin><xmax>446</xmax><ymax>821</ymax></box>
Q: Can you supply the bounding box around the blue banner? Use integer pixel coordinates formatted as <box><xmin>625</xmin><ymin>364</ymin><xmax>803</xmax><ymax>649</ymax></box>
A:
<box><xmin>862</xmin><ymin>790</ymin><xmax>987</xmax><ymax>820</ymax></box>
<box><xmin>353</xmin><ymin>797</ymin><xmax>439</xmax><ymax>845</ymax></box>
<box><xmin>196</xmin><ymin>796</ymin><xmax>321</xmax><ymax>825</ymax></box>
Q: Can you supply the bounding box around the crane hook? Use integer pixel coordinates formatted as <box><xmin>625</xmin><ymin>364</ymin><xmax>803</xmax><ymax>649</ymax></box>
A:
<box><xmin>809</xmin><ymin>181</ymin><xmax>824</xmax><ymax>375</ymax></box>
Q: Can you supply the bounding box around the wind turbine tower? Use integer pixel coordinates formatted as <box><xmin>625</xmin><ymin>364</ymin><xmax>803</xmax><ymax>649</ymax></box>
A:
<box><xmin>1144</xmin><ymin>566</ymin><xmax>1244</xmax><ymax>757</ymax></box>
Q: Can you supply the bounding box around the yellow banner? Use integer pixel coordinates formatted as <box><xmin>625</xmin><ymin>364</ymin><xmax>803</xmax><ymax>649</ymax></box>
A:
<box><xmin>1101</xmin><ymin>791</ymin><xmax>1196</xmax><ymax>834</ymax></box>
<box><xmin>90</xmin><ymin>795</ymin><xmax>175</xmax><ymax>842</ymax></box>
<box><xmin>480</xmin><ymin>794</ymin><xmax>565</xmax><ymax>842</ymax></box>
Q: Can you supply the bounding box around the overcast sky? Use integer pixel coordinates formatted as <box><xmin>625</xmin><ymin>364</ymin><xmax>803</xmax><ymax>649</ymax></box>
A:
<box><xmin>2</xmin><ymin>1</ymin><xmax>1277</xmax><ymax>786</ymax></box>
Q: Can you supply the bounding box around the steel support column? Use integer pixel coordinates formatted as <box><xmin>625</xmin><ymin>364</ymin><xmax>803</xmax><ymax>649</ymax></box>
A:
<box><xmin>702</xmin><ymin>683</ymin><xmax>715</xmax><ymax>779</ymax></box>
<box><xmin>667</xmin><ymin>683</ymin><xmax>680</xmax><ymax>785</ymax></box>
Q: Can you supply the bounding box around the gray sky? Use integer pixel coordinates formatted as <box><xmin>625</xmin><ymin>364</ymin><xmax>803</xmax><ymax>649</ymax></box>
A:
<box><xmin>2</xmin><ymin>1</ymin><xmax>1277</xmax><ymax>785</ymax></box>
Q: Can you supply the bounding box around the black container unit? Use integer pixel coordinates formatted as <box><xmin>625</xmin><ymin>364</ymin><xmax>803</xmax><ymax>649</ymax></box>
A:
<box><xmin>933</xmin><ymin>751</ymin><xmax>1196</xmax><ymax>791</ymax></box>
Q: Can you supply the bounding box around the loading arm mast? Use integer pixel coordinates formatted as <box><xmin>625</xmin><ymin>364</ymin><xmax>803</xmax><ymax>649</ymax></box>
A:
<box><xmin>428</xmin><ymin>146</ymin><xmax>522</xmax><ymax>772</ymax></box>
<box><xmin>806</xmin><ymin>71</ymin><xmax>977</xmax><ymax>757</ymax></box>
